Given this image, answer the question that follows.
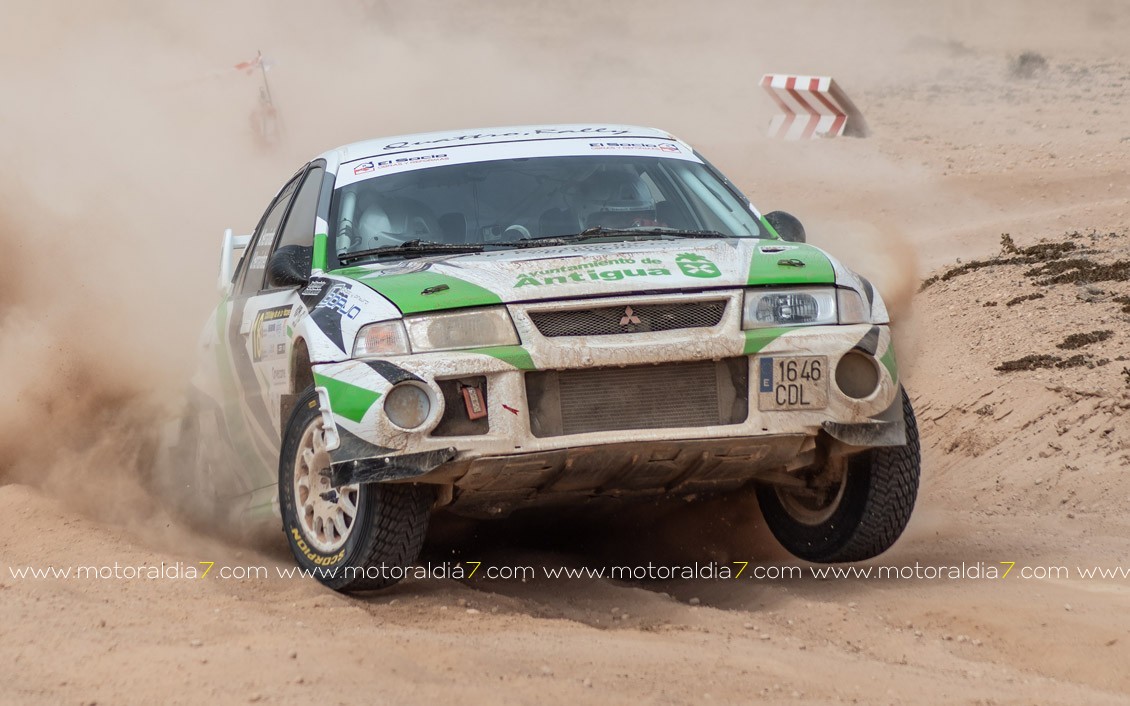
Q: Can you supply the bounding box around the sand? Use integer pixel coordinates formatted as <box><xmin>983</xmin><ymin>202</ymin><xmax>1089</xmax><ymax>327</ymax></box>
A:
<box><xmin>2</xmin><ymin>1</ymin><xmax>1129</xmax><ymax>703</ymax></box>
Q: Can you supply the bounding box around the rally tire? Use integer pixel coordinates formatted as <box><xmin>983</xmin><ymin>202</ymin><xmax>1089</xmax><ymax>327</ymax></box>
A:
<box><xmin>756</xmin><ymin>387</ymin><xmax>920</xmax><ymax>563</ymax></box>
<box><xmin>279</xmin><ymin>388</ymin><xmax>433</xmax><ymax>592</ymax></box>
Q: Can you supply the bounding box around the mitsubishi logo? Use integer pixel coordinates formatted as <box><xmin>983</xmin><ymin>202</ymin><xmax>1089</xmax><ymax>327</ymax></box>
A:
<box><xmin>619</xmin><ymin>306</ymin><xmax>641</xmax><ymax>326</ymax></box>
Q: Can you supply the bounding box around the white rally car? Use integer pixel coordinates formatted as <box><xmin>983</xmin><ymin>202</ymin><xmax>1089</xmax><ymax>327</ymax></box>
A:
<box><xmin>176</xmin><ymin>124</ymin><xmax>919</xmax><ymax>591</ymax></box>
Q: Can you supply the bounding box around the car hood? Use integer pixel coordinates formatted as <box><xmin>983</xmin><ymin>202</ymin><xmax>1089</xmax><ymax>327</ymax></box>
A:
<box><xmin>333</xmin><ymin>238</ymin><xmax>838</xmax><ymax>315</ymax></box>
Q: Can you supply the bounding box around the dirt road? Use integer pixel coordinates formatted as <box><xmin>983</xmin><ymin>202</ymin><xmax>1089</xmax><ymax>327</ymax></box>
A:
<box><xmin>2</xmin><ymin>2</ymin><xmax>1129</xmax><ymax>704</ymax></box>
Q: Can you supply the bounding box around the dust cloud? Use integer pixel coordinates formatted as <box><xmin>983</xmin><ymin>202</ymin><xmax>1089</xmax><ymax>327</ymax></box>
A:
<box><xmin>5</xmin><ymin>3</ymin><xmax>1130</xmax><ymax>702</ymax></box>
<box><xmin>0</xmin><ymin>0</ymin><xmax>980</xmax><ymax>544</ymax></box>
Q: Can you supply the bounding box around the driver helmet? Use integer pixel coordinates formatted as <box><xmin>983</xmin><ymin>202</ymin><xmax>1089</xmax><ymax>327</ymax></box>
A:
<box><xmin>356</xmin><ymin>197</ymin><xmax>439</xmax><ymax>248</ymax></box>
<box><xmin>573</xmin><ymin>168</ymin><xmax>658</xmax><ymax>229</ymax></box>
<box><xmin>356</xmin><ymin>202</ymin><xmax>393</xmax><ymax>249</ymax></box>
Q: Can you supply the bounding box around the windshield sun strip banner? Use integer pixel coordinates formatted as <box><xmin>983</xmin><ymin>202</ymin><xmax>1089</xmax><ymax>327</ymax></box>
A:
<box><xmin>378</xmin><ymin>126</ymin><xmax>658</xmax><ymax>150</ymax></box>
<box><xmin>335</xmin><ymin>137</ymin><xmax>703</xmax><ymax>188</ymax></box>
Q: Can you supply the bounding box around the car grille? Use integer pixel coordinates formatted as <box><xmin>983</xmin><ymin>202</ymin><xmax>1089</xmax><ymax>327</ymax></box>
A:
<box><xmin>529</xmin><ymin>300</ymin><xmax>726</xmax><ymax>337</ymax></box>
<box><xmin>526</xmin><ymin>358</ymin><xmax>748</xmax><ymax>437</ymax></box>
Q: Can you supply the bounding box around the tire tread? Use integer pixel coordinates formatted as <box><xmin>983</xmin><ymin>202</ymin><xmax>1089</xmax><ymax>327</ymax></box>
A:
<box><xmin>756</xmin><ymin>387</ymin><xmax>921</xmax><ymax>563</ymax></box>
<box><xmin>827</xmin><ymin>389</ymin><xmax>920</xmax><ymax>562</ymax></box>
<box><xmin>339</xmin><ymin>484</ymin><xmax>432</xmax><ymax>591</ymax></box>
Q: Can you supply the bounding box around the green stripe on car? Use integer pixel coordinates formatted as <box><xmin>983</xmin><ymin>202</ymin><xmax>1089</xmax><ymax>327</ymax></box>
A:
<box><xmin>474</xmin><ymin>345</ymin><xmax>536</xmax><ymax>371</ymax></box>
<box><xmin>746</xmin><ymin>243</ymin><xmax>835</xmax><ymax>286</ymax></box>
<box><xmin>742</xmin><ymin>327</ymin><xmax>794</xmax><ymax>356</ymax></box>
<box><xmin>313</xmin><ymin>372</ymin><xmax>382</xmax><ymax>423</ymax></box>
<box><xmin>880</xmin><ymin>343</ymin><xmax>899</xmax><ymax>386</ymax></box>
<box><xmin>759</xmin><ymin>215</ymin><xmax>781</xmax><ymax>239</ymax></box>
<box><xmin>312</xmin><ymin>233</ymin><xmax>328</xmax><ymax>272</ymax></box>
<box><xmin>336</xmin><ymin>270</ymin><xmax>502</xmax><ymax>314</ymax></box>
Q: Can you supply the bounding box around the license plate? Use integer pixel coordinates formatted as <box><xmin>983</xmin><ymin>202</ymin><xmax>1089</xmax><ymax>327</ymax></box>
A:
<box><xmin>757</xmin><ymin>356</ymin><xmax>828</xmax><ymax>411</ymax></box>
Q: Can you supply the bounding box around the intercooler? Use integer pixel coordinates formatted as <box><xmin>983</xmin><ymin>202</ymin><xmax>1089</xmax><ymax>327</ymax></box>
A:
<box><xmin>525</xmin><ymin>358</ymin><xmax>749</xmax><ymax>437</ymax></box>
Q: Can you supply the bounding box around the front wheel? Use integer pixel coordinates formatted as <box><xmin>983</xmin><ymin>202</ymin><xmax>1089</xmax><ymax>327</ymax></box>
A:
<box><xmin>756</xmin><ymin>387</ymin><xmax>920</xmax><ymax>563</ymax></box>
<box><xmin>279</xmin><ymin>388</ymin><xmax>433</xmax><ymax>591</ymax></box>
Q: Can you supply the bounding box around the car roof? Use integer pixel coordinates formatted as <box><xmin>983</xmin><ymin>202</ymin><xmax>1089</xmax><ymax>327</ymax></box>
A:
<box><xmin>320</xmin><ymin>124</ymin><xmax>683</xmax><ymax>167</ymax></box>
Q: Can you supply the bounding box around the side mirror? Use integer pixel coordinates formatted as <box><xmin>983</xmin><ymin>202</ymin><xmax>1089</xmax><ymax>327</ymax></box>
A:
<box><xmin>267</xmin><ymin>245</ymin><xmax>312</xmax><ymax>288</ymax></box>
<box><xmin>764</xmin><ymin>211</ymin><xmax>806</xmax><ymax>243</ymax></box>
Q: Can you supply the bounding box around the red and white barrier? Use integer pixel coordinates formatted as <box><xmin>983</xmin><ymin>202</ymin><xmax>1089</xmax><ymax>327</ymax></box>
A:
<box><xmin>760</xmin><ymin>75</ymin><xmax>869</xmax><ymax>140</ymax></box>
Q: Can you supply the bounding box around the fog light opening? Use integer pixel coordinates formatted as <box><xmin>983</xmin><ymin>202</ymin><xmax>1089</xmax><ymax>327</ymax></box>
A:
<box><xmin>835</xmin><ymin>351</ymin><xmax>881</xmax><ymax>400</ymax></box>
<box><xmin>384</xmin><ymin>382</ymin><xmax>433</xmax><ymax>430</ymax></box>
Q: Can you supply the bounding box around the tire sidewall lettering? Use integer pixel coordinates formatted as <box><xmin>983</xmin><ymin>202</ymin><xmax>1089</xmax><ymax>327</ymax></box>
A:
<box><xmin>290</xmin><ymin>527</ymin><xmax>347</xmax><ymax>566</ymax></box>
<box><xmin>280</xmin><ymin>389</ymin><xmax>365</xmax><ymax>572</ymax></box>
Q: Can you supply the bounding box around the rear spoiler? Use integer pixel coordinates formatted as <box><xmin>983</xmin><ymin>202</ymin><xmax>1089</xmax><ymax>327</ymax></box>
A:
<box><xmin>218</xmin><ymin>227</ymin><xmax>253</xmax><ymax>294</ymax></box>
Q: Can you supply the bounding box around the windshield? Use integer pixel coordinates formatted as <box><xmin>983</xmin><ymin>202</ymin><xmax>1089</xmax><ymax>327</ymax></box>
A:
<box><xmin>330</xmin><ymin>154</ymin><xmax>762</xmax><ymax>258</ymax></box>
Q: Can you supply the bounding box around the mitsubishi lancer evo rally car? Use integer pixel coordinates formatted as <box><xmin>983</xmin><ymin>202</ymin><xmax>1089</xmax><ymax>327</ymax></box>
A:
<box><xmin>177</xmin><ymin>124</ymin><xmax>919</xmax><ymax>591</ymax></box>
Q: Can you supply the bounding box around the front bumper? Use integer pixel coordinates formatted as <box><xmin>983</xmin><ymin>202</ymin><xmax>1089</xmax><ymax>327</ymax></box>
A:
<box><xmin>313</xmin><ymin>290</ymin><xmax>902</xmax><ymax>506</ymax></box>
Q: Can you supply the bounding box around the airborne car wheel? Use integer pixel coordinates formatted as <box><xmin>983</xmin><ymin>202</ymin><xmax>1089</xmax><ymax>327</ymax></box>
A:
<box><xmin>756</xmin><ymin>387</ymin><xmax>921</xmax><ymax>563</ymax></box>
<box><xmin>279</xmin><ymin>388</ymin><xmax>433</xmax><ymax>591</ymax></box>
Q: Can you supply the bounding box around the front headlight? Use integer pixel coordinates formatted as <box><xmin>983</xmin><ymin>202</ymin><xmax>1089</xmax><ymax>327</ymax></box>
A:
<box><xmin>743</xmin><ymin>287</ymin><xmax>871</xmax><ymax>328</ymax></box>
<box><xmin>743</xmin><ymin>287</ymin><xmax>837</xmax><ymax>328</ymax></box>
<box><xmin>353</xmin><ymin>320</ymin><xmax>411</xmax><ymax>357</ymax></box>
<box><xmin>404</xmin><ymin>307</ymin><xmax>519</xmax><ymax>353</ymax></box>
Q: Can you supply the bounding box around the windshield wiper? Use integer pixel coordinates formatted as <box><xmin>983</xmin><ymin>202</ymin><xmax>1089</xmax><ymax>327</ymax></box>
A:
<box><xmin>340</xmin><ymin>229</ymin><xmax>734</xmax><ymax>261</ymax></box>
<box><xmin>338</xmin><ymin>240</ymin><xmax>484</xmax><ymax>264</ymax></box>
<box><xmin>515</xmin><ymin>226</ymin><xmax>730</xmax><ymax>247</ymax></box>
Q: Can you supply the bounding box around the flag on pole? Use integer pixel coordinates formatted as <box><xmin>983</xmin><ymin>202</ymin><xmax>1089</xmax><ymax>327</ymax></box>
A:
<box><xmin>234</xmin><ymin>52</ymin><xmax>274</xmax><ymax>75</ymax></box>
<box><xmin>234</xmin><ymin>54</ymin><xmax>260</xmax><ymax>74</ymax></box>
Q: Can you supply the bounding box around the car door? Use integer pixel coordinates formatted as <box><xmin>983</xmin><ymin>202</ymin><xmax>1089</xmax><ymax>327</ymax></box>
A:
<box><xmin>221</xmin><ymin>169</ymin><xmax>304</xmax><ymax>490</ymax></box>
<box><xmin>240</xmin><ymin>163</ymin><xmax>326</xmax><ymax>449</ymax></box>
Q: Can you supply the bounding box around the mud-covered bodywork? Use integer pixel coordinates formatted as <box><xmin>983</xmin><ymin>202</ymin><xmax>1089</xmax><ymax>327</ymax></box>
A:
<box><xmin>191</xmin><ymin>124</ymin><xmax>903</xmax><ymax>523</ymax></box>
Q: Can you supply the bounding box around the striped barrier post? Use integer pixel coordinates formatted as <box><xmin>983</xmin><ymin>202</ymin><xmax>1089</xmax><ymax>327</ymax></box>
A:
<box><xmin>760</xmin><ymin>75</ymin><xmax>869</xmax><ymax>140</ymax></box>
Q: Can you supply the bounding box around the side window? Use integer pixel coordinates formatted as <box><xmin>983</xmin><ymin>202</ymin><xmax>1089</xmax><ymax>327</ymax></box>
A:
<box><xmin>275</xmin><ymin>166</ymin><xmax>325</xmax><ymax>251</ymax></box>
<box><xmin>238</xmin><ymin>176</ymin><xmax>300</xmax><ymax>296</ymax></box>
